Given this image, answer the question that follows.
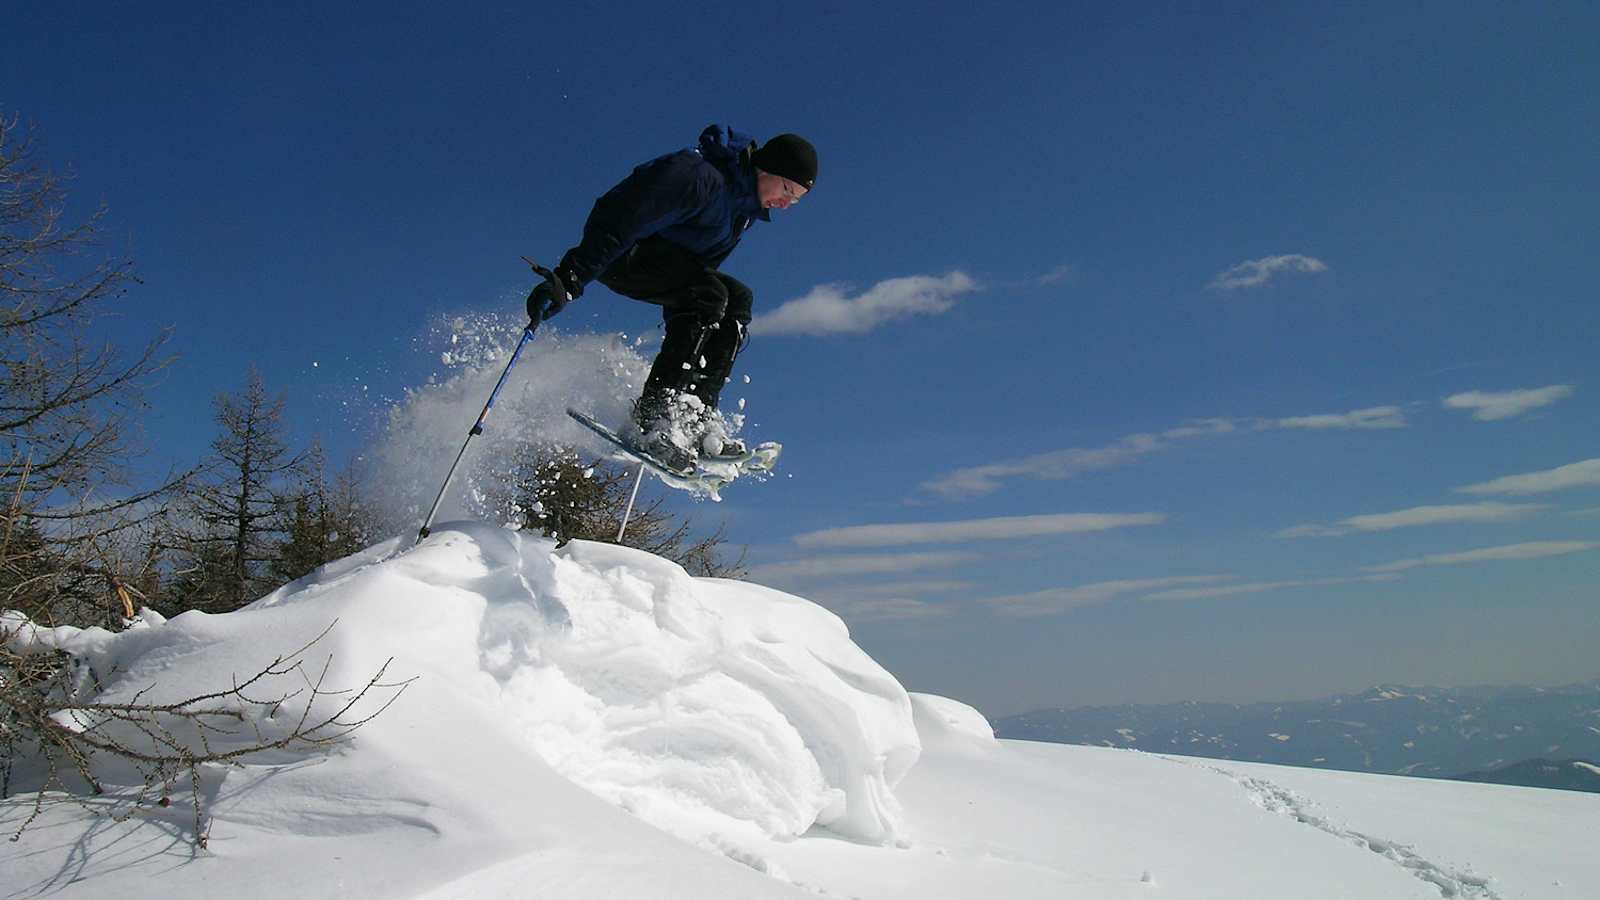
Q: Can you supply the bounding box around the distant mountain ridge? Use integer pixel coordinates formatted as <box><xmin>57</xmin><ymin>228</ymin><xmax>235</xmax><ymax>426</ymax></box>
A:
<box><xmin>1455</xmin><ymin>758</ymin><xmax>1600</xmax><ymax>792</ymax></box>
<box><xmin>994</xmin><ymin>680</ymin><xmax>1600</xmax><ymax>786</ymax></box>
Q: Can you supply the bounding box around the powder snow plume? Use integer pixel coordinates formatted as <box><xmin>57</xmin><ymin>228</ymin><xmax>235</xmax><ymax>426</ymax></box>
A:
<box><xmin>369</xmin><ymin>311</ymin><xmax>655</xmax><ymax>527</ymax></box>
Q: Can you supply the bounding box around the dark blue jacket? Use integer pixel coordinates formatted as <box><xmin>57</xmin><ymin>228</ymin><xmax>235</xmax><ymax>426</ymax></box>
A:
<box><xmin>559</xmin><ymin>125</ymin><xmax>770</xmax><ymax>287</ymax></box>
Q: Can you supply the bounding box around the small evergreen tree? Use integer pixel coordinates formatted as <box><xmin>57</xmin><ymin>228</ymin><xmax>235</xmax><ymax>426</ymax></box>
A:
<box><xmin>492</xmin><ymin>444</ymin><xmax>745</xmax><ymax>578</ymax></box>
<box><xmin>273</xmin><ymin>492</ymin><xmax>325</xmax><ymax>584</ymax></box>
<box><xmin>271</xmin><ymin>443</ymin><xmax>375</xmax><ymax>584</ymax></box>
<box><xmin>0</xmin><ymin>515</ymin><xmax>59</xmax><ymax>620</ymax></box>
<box><xmin>168</xmin><ymin>368</ymin><xmax>301</xmax><ymax>611</ymax></box>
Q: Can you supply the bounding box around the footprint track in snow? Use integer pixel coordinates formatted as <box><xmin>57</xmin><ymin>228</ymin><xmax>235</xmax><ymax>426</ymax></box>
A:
<box><xmin>1161</xmin><ymin>756</ymin><xmax>1502</xmax><ymax>900</ymax></box>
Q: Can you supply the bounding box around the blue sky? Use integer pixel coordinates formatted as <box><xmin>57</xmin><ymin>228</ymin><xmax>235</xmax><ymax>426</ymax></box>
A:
<box><xmin>7</xmin><ymin>2</ymin><xmax>1598</xmax><ymax>715</ymax></box>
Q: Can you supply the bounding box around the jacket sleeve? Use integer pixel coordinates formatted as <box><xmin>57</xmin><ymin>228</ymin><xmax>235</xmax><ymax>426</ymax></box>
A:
<box><xmin>560</xmin><ymin>154</ymin><xmax>711</xmax><ymax>286</ymax></box>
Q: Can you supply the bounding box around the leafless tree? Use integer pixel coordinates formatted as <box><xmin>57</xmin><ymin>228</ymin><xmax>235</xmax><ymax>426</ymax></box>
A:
<box><xmin>0</xmin><ymin>113</ymin><xmax>182</xmax><ymax>628</ymax></box>
<box><xmin>2</xmin><ymin>619</ymin><xmax>411</xmax><ymax>846</ymax></box>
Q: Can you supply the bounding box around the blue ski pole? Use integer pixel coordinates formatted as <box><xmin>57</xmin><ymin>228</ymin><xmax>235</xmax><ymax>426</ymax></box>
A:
<box><xmin>415</xmin><ymin>260</ymin><xmax>566</xmax><ymax>545</ymax></box>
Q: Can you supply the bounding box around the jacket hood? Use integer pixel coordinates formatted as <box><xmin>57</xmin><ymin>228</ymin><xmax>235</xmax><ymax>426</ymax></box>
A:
<box><xmin>697</xmin><ymin>124</ymin><xmax>759</xmax><ymax>173</ymax></box>
<box><xmin>697</xmin><ymin>123</ymin><xmax>768</xmax><ymax>221</ymax></box>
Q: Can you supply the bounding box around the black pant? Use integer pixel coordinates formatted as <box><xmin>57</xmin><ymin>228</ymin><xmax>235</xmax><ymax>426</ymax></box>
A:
<box><xmin>597</xmin><ymin>238</ymin><xmax>751</xmax><ymax>417</ymax></box>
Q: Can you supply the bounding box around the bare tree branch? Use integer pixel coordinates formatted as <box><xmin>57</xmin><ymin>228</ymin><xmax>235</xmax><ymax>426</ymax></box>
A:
<box><xmin>2</xmin><ymin>617</ymin><xmax>413</xmax><ymax>847</ymax></box>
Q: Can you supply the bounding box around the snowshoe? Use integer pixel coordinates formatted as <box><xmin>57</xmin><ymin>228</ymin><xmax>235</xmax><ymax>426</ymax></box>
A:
<box><xmin>697</xmin><ymin>414</ymin><xmax>747</xmax><ymax>460</ymax></box>
<box><xmin>568</xmin><ymin>407</ymin><xmax>780</xmax><ymax>500</ymax></box>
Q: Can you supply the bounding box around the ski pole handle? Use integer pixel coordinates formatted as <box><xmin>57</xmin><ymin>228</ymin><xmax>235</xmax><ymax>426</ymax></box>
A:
<box><xmin>522</xmin><ymin>256</ymin><xmax>570</xmax><ymax>322</ymax></box>
<box><xmin>416</xmin><ymin>259</ymin><xmax>559</xmax><ymax>545</ymax></box>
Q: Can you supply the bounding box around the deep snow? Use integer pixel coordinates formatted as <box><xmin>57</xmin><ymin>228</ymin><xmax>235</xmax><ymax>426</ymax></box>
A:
<box><xmin>4</xmin><ymin>522</ymin><xmax>1595</xmax><ymax>899</ymax></box>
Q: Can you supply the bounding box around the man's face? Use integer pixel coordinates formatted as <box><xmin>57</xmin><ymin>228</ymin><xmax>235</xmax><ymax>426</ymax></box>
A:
<box><xmin>756</xmin><ymin>171</ymin><xmax>808</xmax><ymax>210</ymax></box>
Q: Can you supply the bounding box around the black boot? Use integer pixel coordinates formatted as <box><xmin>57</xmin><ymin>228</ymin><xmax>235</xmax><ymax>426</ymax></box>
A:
<box><xmin>688</xmin><ymin>319</ymin><xmax>747</xmax><ymax>458</ymax></box>
<box><xmin>624</xmin><ymin>388</ymin><xmax>691</xmax><ymax>471</ymax></box>
<box><xmin>636</xmin><ymin>313</ymin><xmax>699</xmax><ymax>425</ymax></box>
<box><xmin>639</xmin><ymin>314</ymin><xmax>704</xmax><ymax>411</ymax></box>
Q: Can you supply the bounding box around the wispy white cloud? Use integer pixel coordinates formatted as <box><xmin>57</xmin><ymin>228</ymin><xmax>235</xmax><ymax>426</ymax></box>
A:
<box><xmin>1161</xmin><ymin>419</ymin><xmax>1240</xmax><ymax>439</ymax></box>
<box><xmin>1037</xmin><ymin>264</ymin><xmax>1073</xmax><ymax>286</ymax></box>
<box><xmin>1444</xmin><ymin>385</ymin><xmax>1575</xmax><ymax>421</ymax></box>
<box><xmin>920</xmin><ymin>435</ymin><xmax>1167</xmax><ymax>499</ymax></box>
<box><xmin>806</xmin><ymin>579</ymin><xmax>973</xmax><ymax>624</ymax></box>
<box><xmin>749</xmin><ymin>271</ymin><xmax>979</xmax><ymax>336</ymax></box>
<box><xmin>920</xmin><ymin>421</ymin><xmax>1238</xmax><ymax>500</ymax></box>
<box><xmin>1456</xmin><ymin>458</ymin><xmax>1600</xmax><ymax>496</ymax></box>
<box><xmin>745</xmin><ymin>551</ymin><xmax>979</xmax><ymax>584</ymax></box>
<box><xmin>1364</xmin><ymin>540</ymin><xmax>1600</xmax><ymax>574</ymax></box>
<box><xmin>983</xmin><ymin>575</ymin><xmax>1233</xmax><ymax>617</ymax></box>
<box><xmin>1208</xmin><ymin>254</ymin><xmax>1328</xmax><ymax>291</ymax></box>
<box><xmin>1276</xmin><ymin>502</ymin><xmax>1548</xmax><ymax>538</ymax></box>
<box><xmin>810</xmin><ymin>595</ymin><xmax>955</xmax><ymax>625</ymax></box>
<box><xmin>1143</xmin><ymin>574</ymin><xmax>1398</xmax><ymax>601</ymax></box>
<box><xmin>1275</xmin><ymin>406</ymin><xmax>1406</xmax><ymax>430</ymax></box>
<box><xmin>832</xmin><ymin>579</ymin><xmax>975</xmax><ymax>596</ymax></box>
<box><xmin>794</xmin><ymin>513</ymin><xmax>1165</xmax><ymax>548</ymax></box>
<box><xmin>920</xmin><ymin>407</ymin><xmax>1395</xmax><ymax>500</ymax></box>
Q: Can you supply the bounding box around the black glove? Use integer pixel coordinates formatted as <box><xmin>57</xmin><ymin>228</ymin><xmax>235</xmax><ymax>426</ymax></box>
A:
<box><xmin>526</xmin><ymin>265</ymin><xmax>582</xmax><ymax>322</ymax></box>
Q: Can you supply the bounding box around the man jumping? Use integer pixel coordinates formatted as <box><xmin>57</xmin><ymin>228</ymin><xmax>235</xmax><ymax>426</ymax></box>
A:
<box><xmin>527</xmin><ymin>124</ymin><xmax>816</xmax><ymax>470</ymax></box>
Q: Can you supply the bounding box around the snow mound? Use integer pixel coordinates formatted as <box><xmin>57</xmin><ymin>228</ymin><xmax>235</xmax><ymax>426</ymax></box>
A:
<box><xmin>909</xmin><ymin>692</ymin><xmax>999</xmax><ymax>753</ymax></box>
<box><xmin>10</xmin><ymin>522</ymin><xmax>1597</xmax><ymax>899</ymax></box>
<box><xmin>254</xmin><ymin>522</ymin><xmax>921</xmax><ymax>845</ymax></box>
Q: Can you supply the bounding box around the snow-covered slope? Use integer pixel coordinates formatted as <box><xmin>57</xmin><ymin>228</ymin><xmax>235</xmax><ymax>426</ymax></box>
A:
<box><xmin>4</xmin><ymin>523</ymin><xmax>1594</xmax><ymax>899</ymax></box>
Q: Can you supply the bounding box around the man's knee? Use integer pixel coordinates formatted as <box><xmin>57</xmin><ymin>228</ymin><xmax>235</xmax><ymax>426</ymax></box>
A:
<box><xmin>716</xmin><ymin>274</ymin><xmax>753</xmax><ymax>324</ymax></box>
<box><xmin>665</xmin><ymin>271</ymin><xmax>728</xmax><ymax>323</ymax></box>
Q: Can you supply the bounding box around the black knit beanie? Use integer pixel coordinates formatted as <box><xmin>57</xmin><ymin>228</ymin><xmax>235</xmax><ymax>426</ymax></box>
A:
<box><xmin>751</xmin><ymin>134</ymin><xmax>817</xmax><ymax>190</ymax></box>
